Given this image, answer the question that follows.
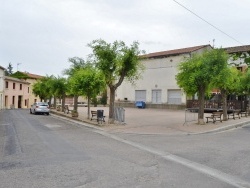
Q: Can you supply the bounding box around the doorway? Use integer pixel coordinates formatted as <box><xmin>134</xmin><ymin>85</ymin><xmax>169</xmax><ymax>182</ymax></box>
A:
<box><xmin>18</xmin><ymin>95</ymin><xmax>22</xmax><ymax>108</ymax></box>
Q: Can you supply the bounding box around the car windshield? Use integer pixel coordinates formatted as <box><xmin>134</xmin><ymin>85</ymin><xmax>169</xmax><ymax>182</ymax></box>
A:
<box><xmin>37</xmin><ymin>102</ymin><xmax>48</xmax><ymax>106</ymax></box>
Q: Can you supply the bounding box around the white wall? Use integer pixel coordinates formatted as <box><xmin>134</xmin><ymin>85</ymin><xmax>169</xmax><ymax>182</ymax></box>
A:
<box><xmin>116</xmin><ymin>46</ymin><xmax>212</xmax><ymax>105</ymax></box>
<box><xmin>116</xmin><ymin>54</ymin><xmax>189</xmax><ymax>104</ymax></box>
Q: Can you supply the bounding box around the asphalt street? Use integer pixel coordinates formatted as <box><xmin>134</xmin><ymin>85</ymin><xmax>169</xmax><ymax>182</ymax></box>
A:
<box><xmin>0</xmin><ymin>109</ymin><xmax>250</xmax><ymax>188</ymax></box>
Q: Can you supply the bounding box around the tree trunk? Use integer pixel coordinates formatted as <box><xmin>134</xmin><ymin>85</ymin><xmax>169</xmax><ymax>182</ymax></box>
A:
<box><xmin>221</xmin><ymin>89</ymin><xmax>228</xmax><ymax>121</ymax></box>
<box><xmin>61</xmin><ymin>95</ymin><xmax>66</xmax><ymax>112</ymax></box>
<box><xmin>198</xmin><ymin>87</ymin><xmax>205</xmax><ymax>125</ymax></box>
<box><xmin>49</xmin><ymin>97</ymin><xmax>52</xmax><ymax>107</ymax></box>
<box><xmin>73</xmin><ymin>95</ymin><xmax>78</xmax><ymax>111</ymax></box>
<box><xmin>109</xmin><ymin>87</ymin><xmax>116</xmax><ymax>124</ymax></box>
<box><xmin>53</xmin><ymin>96</ymin><xmax>57</xmax><ymax>108</ymax></box>
<box><xmin>87</xmin><ymin>96</ymin><xmax>90</xmax><ymax>119</ymax></box>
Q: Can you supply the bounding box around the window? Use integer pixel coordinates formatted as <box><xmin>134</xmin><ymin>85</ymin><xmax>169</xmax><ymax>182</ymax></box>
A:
<box><xmin>28</xmin><ymin>87</ymin><xmax>29</xmax><ymax>93</ymax></box>
<box><xmin>13</xmin><ymin>83</ymin><xmax>16</xmax><ymax>89</ymax></box>
<box><xmin>5</xmin><ymin>81</ymin><xmax>8</xmax><ymax>88</ymax></box>
<box><xmin>20</xmin><ymin>84</ymin><xmax>22</xmax><ymax>90</ymax></box>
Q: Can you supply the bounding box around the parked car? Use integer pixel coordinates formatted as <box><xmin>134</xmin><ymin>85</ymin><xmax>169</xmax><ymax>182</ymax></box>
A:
<box><xmin>30</xmin><ymin>102</ymin><xmax>50</xmax><ymax>115</ymax></box>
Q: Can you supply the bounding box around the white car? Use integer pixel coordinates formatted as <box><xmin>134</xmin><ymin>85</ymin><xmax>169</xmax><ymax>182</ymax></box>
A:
<box><xmin>30</xmin><ymin>102</ymin><xmax>50</xmax><ymax>115</ymax></box>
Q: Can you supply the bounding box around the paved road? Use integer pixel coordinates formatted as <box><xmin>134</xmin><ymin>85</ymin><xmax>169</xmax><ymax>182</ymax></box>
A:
<box><xmin>0</xmin><ymin>109</ymin><xmax>250</xmax><ymax>188</ymax></box>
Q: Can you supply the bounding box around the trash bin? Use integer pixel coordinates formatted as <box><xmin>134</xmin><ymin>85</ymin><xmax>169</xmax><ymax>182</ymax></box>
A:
<box><xmin>97</xmin><ymin>110</ymin><xmax>105</xmax><ymax>123</ymax></box>
<box><xmin>135</xmin><ymin>101</ymin><xmax>146</xmax><ymax>108</ymax></box>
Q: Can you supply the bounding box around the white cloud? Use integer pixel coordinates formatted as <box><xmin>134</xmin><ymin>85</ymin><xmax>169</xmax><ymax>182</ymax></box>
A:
<box><xmin>0</xmin><ymin>0</ymin><xmax>249</xmax><ymax>76</ymax></box>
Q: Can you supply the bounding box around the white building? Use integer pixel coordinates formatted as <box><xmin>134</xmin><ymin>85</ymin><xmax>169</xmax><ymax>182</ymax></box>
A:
<box><xmin>116</xmin><ymin>45</ymin><xmax>212</xmax><ymax>108</ymax></box>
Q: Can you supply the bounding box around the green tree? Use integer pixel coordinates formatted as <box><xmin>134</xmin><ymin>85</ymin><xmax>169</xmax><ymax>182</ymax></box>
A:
<box><xmin>209</xmin><ymin>66</ymin><xmax>241</xmax><ymax>120</ymax></box>
<box><xmin>62</xmin><ymin>57</ymin><xmax>88</xmax><ymax>111</ymax></box>
<box><xmin>69</xmin><ymin>67</ymin><xmax>106</xmax><ymax>118</ymax></box>
<box><xmin>176</xmin><ymin>49</ymin><xmax>228</xmax><ymax>124</ymax></box>
<box><xmin>239</xmin><ymin>68</ymin><xmax>250</xmax><ymax>110</ymax></box>
<box><xmin>32</xmin><ymin>81</ymin><xmax>46</xmax><ymax>101</ymax></box>
<box><xmin>88</xmin><ymin>39</ymin><xmax>144</xmax><ymax>123</ymax></box>
<box><xmin>52</xmin><ymin>77</ymin><xmax>68</xmax><ymax>111</ymax></box>
<box><xmin>32</xmin><ymin>75</ymin><xmax>55</xmax><ymax>102</ymax></box>
<box><xmin>5</xmin><ymin>62</ymin><xmax>13</xmax><ymax>76</ymax></box>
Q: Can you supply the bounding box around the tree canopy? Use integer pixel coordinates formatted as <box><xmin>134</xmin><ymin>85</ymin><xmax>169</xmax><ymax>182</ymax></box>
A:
<box><xmin>69</xmin><ymin>67</ymin><xmax>106</xmax><ymax>118</ymax></box>
<box><xmin>5</xmin><ymin>62</ymin><xmax>13</xmax><ymax>76</ymax></box>
<box><xmin>88</xmin><ymin>39</ymin><xmax>144</xmax><ymax>123</ymax></box>
<box><xmin>176</xmin><ymin>48</ymin><xmax>229</xmax><ymax>124</ymax></box>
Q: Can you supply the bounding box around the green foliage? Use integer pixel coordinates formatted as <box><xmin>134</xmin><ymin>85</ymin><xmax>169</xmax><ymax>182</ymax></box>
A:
<box><xmin>62</xmin><ymin>57</ymin><xmax>89</xmax><ymax>77</ymax></box>
<box><xmin>32</xmin><ymin>75</ymin><xmax>55</xmax><ymax>100</ymax></box>
<box><xmin>51</xmin><ymin>76</ymin><xmax>68</xmax><ymax>99</ymax></box>
<box><xmin>88</xmin><ymin>39</ymin><xmax>145</xmax><ymax>88</ymax></box>
<box><xmin>240</xmin><ymin>68</ymin><xmax>250</xmax><ymax>95</ymax></box>
<box><xmin>99</xmin><ymin>90</ymin><xmax>108</xmax><ymax>105</ymax></box>
<box><xmin>210</xmin><ymin>67</ymin><xmax>242</xmax><ymax>94</ymax></box>
<box><xmin>88</xmin><ymin>39</ymin><xmax>145</xmax><ymax>121</ymax></box>
<box><xmin>69</xmin><ymin>67</ymin><xmax>106</xmax><ymax>99</ymax></box>
<box><xmin>10</xmin><ymin>71</ymin><xmax>29</xmax><ymax>79</ymax></box>
<box><xmin>176</xmin><ymin>49</ymin><xmax>229</xmax><ymax>96</ymax></box>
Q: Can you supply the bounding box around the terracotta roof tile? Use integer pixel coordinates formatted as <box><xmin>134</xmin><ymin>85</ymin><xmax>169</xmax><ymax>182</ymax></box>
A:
<box><xmin>142</xmin><ymin>44</ymin><xmax>212</xmax><ymax>58</ymax></box>
<box><xmin>223</xmin><ymin>45</ymin><xmax>250</xmax><ymax>54</ymax></box>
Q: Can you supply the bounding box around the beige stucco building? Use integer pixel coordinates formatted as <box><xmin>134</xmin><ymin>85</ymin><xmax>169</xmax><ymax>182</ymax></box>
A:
<box><xmin>116</xmin><ymin>45</ymin><xmax>212</xmax><ymax>106</ymax></box>
<box><xmin>21</xmin><ymin>72</ymin><xmax>43</xmax><ymax>104</ymax></box>
<box><xmin>4</xmin><ymin>76</ymin><xmax>30</xmax><ymax>109</ymax></box>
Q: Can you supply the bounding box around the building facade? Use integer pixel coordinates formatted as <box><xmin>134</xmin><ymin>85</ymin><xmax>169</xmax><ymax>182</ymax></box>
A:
<box><xmin>4</xmin><ymin>76</ymin><xmax>30</xmax><ymax>109</ymax></box>
<box><xmin>21</xmin><ymin>72</ymin><xmax>43</xmax><ymax>104</ymax></box>
<box><xmin>116</xmin><ymin>44</ymin><xmax>212</xmax><ymax>107</ymax></box>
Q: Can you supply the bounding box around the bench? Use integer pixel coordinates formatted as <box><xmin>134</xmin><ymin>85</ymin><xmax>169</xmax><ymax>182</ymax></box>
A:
<box><xmin>64</xmin><ymin>105</ymin><xmax>72</xmax><ymax>114</ymax></box>
<box><xmin>206</xmin><ymin>111</ymin><xmax>223</xmax><ymax>123</ymax></box>
<box><xmin>91</xmin><ymin>110</ymin><xmax>105</xmax><ymax>123</ymax></box>
<box><xmin>228</xmin><ymin>110</ymin><xmax>241</xmax><ymax>120</ymax></box>
<box><xmin>240</xmin><ymin>109</ymin><xmax>250</xmax><ymax>117</ymax></box>
<box><xmin>56</xmin><ymin>105</ymin><xmax>61</xmax><ymax>111</ymax></box>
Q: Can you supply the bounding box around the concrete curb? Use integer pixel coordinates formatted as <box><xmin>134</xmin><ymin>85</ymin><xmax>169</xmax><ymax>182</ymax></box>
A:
<box><xmin>189</xmin><ymin>120</ymin><xmax>250</xmax><ymax>135</ymax></box>
<box><xmin>50</xmin><ymin>110</ymin><xmax>104</xmax><ymax>131</ymax></box>
<box><xmin>50</xmin><ymin>110</ymin><xmax>250</xmax><ymax>136</ymax></box>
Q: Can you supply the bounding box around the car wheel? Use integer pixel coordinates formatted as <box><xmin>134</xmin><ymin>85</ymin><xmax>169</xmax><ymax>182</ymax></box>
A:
<box><xmin>46</xmin><ymin>113</ymin><xmax>50</xmax><ymax>115</ymax></box>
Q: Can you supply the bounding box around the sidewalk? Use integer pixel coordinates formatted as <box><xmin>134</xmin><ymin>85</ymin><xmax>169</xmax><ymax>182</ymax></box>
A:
<box><xmin>50</xmin><ymin>106</ymin><xmax>250</xmax><ymax>135</ymax></box>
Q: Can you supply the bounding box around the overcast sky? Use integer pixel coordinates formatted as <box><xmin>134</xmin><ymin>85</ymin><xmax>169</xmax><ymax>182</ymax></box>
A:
<box><xmin>1</xmin><ymin>0</ymin><xmax>249</xmax><ymax>76</ymax></box>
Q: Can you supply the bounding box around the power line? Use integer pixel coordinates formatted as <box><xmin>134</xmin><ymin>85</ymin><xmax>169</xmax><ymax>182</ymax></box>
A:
<box><xmin>172</xmin><ymin>0</ymin><xmax>244</xmax><ymax>45</ymax></box>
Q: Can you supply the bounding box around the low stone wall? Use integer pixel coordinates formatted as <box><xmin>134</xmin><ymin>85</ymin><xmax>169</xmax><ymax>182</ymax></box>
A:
<box><xmin>115</xmin><ymin>102</ymin><xmax>186</xmax><ymax>110</ymax></box>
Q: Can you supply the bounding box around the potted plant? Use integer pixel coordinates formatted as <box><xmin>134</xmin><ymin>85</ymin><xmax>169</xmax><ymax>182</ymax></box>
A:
<box><xmin>71</xmin><ymin>110</ymin><xmax>79</xmax><ymax>117</ymax></box>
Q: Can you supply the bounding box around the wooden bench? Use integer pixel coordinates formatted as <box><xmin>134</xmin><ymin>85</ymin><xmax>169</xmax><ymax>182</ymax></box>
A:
<box><xmin>240</xmin><ymin>109</ymin><xmax>250</xmax><ymax>117</ymax></box>
<box><xmin>206</xmin><ymin>111</ymin><xmax>223</xmax><ymax>123</ymax></box>
<box><xmin>91</xmin><ymin>110</ymin><xmax>105</xmax><ymax>123</ymax></box>
<box><xmin>228</xmin><ymin>110</ymin><xmax>241</xmax><ymax>120</ymax></box>
<box><xmin>64</xmin><ymin>105</ymin><xmax>72</xmax><ymax>114</ymax></box>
